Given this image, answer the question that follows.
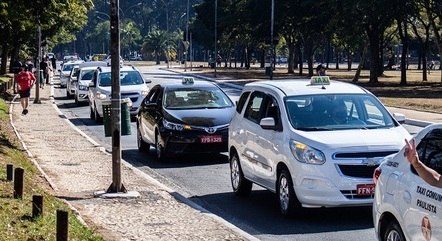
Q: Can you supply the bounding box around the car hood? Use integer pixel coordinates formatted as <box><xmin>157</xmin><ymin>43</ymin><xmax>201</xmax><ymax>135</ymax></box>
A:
<box><xmin>79</xmin><ymin>80</ymin><xmax>92</xmax><ymax>86</ymax></box>
<box><xmin>164</xmin><ymin>107</ymin><xmax>235</xmax><ymax>127</ymax></box>
<box><xmin>297</xmin><ymin>127</ymin><xmax>410</xmax><ymax>151</ymax></box>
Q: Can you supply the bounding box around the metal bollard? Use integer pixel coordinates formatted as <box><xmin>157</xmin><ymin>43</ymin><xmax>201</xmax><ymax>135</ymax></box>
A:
<box><xmin>13</xmin><ymin>167</ymin><xmax>24</xmax><ymax>199</ymax></box>
<box><xmin>6</xmin><ymin>164</ymin><xmax>13</xmax><ymax>181</ymax></box>
<box><xmin>56</xmin><ymin>210</ymin><xmax>68</xmax><ymax>241</ymax></box>
<box><xmin>32</xmin><ymin>195</ymin><xmax>44</xmax><ymax>219</ymax></box>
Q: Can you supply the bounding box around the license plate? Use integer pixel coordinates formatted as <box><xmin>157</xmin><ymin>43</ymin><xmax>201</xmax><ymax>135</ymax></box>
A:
<box><xmin>200</xmin><ymin>135</ymin><xmax>222</xmax><ymax>143</ymax></box>
<box><xmin>357</xmin><ymin>184</ymin><xmax>375</xmax><ymax>196</ymax></box>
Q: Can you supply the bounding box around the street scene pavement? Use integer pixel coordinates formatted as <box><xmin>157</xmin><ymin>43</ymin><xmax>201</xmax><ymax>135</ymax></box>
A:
<box><xmin>8</xmin><ymin>65</ymin><xmax>440</xmax><ymax>241</ymax></box>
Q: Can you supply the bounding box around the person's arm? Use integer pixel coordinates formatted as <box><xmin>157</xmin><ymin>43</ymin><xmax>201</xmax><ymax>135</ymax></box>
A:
<box><xmin>405</xmin><ymin>139</ymin><xmax>442</xmax><ymax>188</ymax></box>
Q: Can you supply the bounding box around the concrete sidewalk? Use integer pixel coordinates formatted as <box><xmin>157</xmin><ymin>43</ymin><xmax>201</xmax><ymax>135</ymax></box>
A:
<box><xmin>9</xmin><ymin>82</ymin><xmax>255</xmax><ymax>240</ymax></box>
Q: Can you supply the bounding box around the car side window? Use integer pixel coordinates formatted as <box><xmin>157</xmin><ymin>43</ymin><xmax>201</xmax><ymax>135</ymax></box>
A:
<box><xmin>413</xmin><ymin>129</ymin><xmax>442</xmax><ymax>175</ymax></box>
<box><xmin>244</xmin><ymin>92</ymin><xmax>264</xmax><ymax>124</ymax></box>
<box><xmin>236</xmin><ymin>91</ymin><xmax>250</xmax><ymax>114</ymax></box>
<box><xmin>262</xmin><ymin>95</ymin><xmax>282</xmax><ymax>131</ymax></box>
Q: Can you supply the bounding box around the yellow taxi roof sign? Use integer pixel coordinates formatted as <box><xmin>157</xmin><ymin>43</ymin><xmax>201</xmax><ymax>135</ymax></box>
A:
<box><xmin>182</xmin><ymin>77</ymin><xmax>194</xmax><ymax>84</ymax></box>
<box><xmin>310</xmin><ymin>76</ymin><xmax>330</xmax><ymax>85</ymax></box>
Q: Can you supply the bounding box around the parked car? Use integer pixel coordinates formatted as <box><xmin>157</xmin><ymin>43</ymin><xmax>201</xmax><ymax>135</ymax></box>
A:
<box><xmin>58</xmin><ymin>60</ymin><xmax>83</xmax><ymax>87</ymax></box>
<box><xmin>67</xmin><ymin>65</ymin><xmax>80</xmax><ymax>98</ymax></box>
<box><xmin>136</xmin><ymin>77</ymin><xmax>235</xmax><ymax>161</ymax></box>
<box><xmin>88</xmin><ymin>65</ymin><xmax>151</xmax><ymax>123</ymax></box>
<box><xmin>72</xmin><ymin>61</ymin><xmax>108</xmax><ymax>105</ymax></box>
<box><xmin>228</xmin><ymin>76</ymin><xmax>411</xmax><ymax>217</ymax></box>
<box><xmin>373</xmin><ymin>124</ymin><xmax>442</xmax><ymax>241</ymax></box>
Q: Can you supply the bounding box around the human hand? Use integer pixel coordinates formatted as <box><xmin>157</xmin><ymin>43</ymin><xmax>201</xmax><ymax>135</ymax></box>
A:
<box><xmin>404</xmin><ymin>138</ymin><xmax>419</xmax><ymax>166</ymax></box>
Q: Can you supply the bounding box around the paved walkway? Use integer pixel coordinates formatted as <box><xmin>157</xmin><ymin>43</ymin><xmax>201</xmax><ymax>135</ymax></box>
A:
<box><xmin>10</xmin><ymin>81</ymin><xmax>255</xmax><ymax>241</ymax></box>
<box><xmin>9</xmin><ymin>66</ymin><xmax>441</xmax><ymax>241</ymax></box>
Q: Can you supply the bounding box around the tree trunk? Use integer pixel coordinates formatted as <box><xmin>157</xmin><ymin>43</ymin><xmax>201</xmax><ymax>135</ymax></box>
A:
<box><xmin>397</xmin><ymin>20</ymin><xmax>408</xmax><ymax>85</ymax></box>
<box><xmin>287</xmin><ymin>42</ymin><xmax>295</xmax><ymax>74</ymax></box>
<box><xmin>367</xmin><ymin>31</ymin><xmax>380</xmax><ymax>84</ymax></box>
<box><xmin>297</xmin><ymin>44</ymin><xmax>303</xmax><ymax>76</ymax></box>
<box><xmin>353</xmin><ymin>46</ymin><xmax>367</xmax><ymax>82</ymax></box>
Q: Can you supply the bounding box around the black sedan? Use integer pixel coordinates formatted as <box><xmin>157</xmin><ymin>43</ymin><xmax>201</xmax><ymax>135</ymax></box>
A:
<box><xmin>136</xmin><ymin>79</ymin><xmax>235</xmax><ymax>161</ymax></box>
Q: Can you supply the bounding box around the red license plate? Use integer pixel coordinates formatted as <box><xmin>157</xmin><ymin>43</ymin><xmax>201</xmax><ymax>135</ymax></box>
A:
<box><xmin>200</xmin><ymin>135</ymin><xmax>222</xmax><ymax>143</ymax></box>
<box><xmin>357</xmin><ymin>184</ymin><xmax>375</xmax><ymax>196</ymax></box>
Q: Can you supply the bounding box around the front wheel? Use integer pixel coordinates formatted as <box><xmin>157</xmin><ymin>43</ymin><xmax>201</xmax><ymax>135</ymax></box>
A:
<box><xmin>277</xmin><ymin>169</ymin><xmax>301</xmax><ymax>217</ymax></box>
<box><xmin>155</xmin><ymin>132</ymin><xmax>167</xmax><ymax>162</ymax></box>
<box><xmin>382</xmin><ymin>221</ymin><xmax>405</xmax><ymax>241</ymax></box>
<box><xmin>230</xmin><ymin>152</ymin><xmax>252</xmax><ymax>196</ymax></box>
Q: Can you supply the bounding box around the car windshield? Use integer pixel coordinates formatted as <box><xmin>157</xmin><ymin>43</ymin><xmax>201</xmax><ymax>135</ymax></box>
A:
<box><xmin>285</xmin><ymin>94</ymin><xmax>398</xmax><ymax>131</ymax></box>
<box><xmin>63</xmin><ymin>64</ymin><xmax>75</xmax><ymax>72</ymax></box>
<box><xmin>80</xmin><ymin>69</ymin><xmax>95</xmax><ymax>80</ymax></box>
<box><xmin>164</xmin><ymin>86</ymin><xmax>233</xmax><ymax>109</ymax></box>
<box><xmin>98</xmin><ymin>71</ymin><xmax>144</xmax><ymax>87</ymax></box>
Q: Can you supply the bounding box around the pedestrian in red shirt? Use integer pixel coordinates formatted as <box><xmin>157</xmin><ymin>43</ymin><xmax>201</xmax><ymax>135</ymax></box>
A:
<box><xmin>16</xmin><ymin>64</ymin><xmax>36</xmax><ymax>115</ymax></box>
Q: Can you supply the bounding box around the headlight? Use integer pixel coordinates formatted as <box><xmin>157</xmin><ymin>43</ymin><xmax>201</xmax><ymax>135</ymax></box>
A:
<box><xmin>141</xmin><ymin>89</ymin><xmax>149</xmax><ymax>96</ymax></box>
<box><xmin>78</xmin><ymin>85</ymin><xmax>88</xmax><ymax>90</ymax></box>
<box><xmin>163</xmin><ymin>119</ymin><xmax>184</xmax><ymax>131</ymax></box>
<box><xmin>96</xmin><ymin>91</ymin><xmax>108</xmax><ymax>100</ymax></box>
<box><xmin>289</xmin><ymin>140</ymin><xmax>325</xmax><ymax>165</ymax></box>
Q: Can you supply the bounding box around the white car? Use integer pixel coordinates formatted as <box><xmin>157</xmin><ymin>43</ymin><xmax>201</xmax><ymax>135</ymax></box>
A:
<box><xmin>373</xmin><ymin>123</ymin><xmax>442</xmax><ymax>241</ymax></box>
<box><xmin>66</xmin><ymin>65</ymin><xmax>80</xmax><ymax>98</ymax></box>
<box><xmin>58</xmin><ymin>61</ymin><xmax>83</xmax><ymax>87</ymax></box>
<box><xmin>228</xmin><ymin>77</ymin><xmax>411</xmax><ymax>216</ymax></box>
<box><xmin>88</xmin><ymin>65</ymin><xmax>151</xmax><ymax>123</ymax></box>
<box><xmin>72</xmin><ymin>61</ymin><xmax>107</xmax><ymax>105</ymax></box>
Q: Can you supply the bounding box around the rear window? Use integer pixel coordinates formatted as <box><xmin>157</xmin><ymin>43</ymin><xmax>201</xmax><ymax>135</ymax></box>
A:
<box><xmin>80</xmin><ymin>69</ymin><xmax>95</xmax><ymax>80</ymax></box>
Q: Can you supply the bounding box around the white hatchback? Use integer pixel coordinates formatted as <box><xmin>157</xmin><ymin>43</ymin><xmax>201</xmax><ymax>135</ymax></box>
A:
<box><xmin>373</xmin><ymin>124</ymin><xmax>442</xmax><ymax>241</ymax></box>
<box><xmin>228</xmin><ymin>77</ymin><xmax>411</xmax><ymax>216</ymax></box>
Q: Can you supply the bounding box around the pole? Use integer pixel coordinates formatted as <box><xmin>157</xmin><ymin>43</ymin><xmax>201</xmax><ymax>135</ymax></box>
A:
<box><xmin>34</xmin><ymin>15</ymin><xmax>41</xmax><ymax>104</ymax></box>
<box><xmin>214</xmin><ymin>0</ymin><xmax>218</xmax><ymax>78</ymax></box>
<box><xmin>270</xmin><ymin>0</ymin><xmax>274</xmax><ymax>80</ymax></box>
<box><xmin>184</xmin><ymin>0</ymin><xmax>190</xmax><ymax>72</ymax></box>
<box><xmin>107</xmin><ymin>0</ymin><xmax>126</xmax><ymax>193</ymax></box>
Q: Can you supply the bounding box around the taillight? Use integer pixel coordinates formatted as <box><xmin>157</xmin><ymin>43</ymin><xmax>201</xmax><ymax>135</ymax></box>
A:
<box><xmin>373</xmin><ymin>167</ymin><xmax>381</xmax><ymax>185</ymax></box>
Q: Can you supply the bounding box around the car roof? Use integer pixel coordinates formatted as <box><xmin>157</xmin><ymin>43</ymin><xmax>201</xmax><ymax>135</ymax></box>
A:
<box><xmin>79</xmin><ymin>61</ymin><xmax>107</xmax><ymax>68</ymax></box>
<box><xmin>97</xmin><ymin>66</ymin><xmax>138</xmax><ymax>73</ymax></box>
<box><xmin>244</xmin><ymin>79</ymin><xmax>369</xmax><ymax>96</ymax></box>
<box><xmin>159</xmin><ymin>80</ymin><xmax>219</xmax><ymax>89</ymax></box>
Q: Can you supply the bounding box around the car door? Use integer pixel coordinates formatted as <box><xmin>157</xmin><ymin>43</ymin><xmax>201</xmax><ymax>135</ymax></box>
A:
<box><xmin>402</xmin><ymin>128</ymin><xmax>442</xmax><ymax>240</ymax></box>
<box><xmin>140</xmin><ymin>86</ymin><xmax>162</xmax><ymax>144</ymax></box>
<box><xmin>88</xmin><ymin>70</ymin><xmax>98</xmax><ymax>108</ymax></box>
<box><xmin>251</xmin><ymin>94</ymin><xmax>283</xmax><ymax>190</ymax></box>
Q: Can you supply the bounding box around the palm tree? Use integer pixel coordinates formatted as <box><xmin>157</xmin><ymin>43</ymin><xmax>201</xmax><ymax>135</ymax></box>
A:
<box><xmin>142</xmin><ymin>29</ymin><xmax>179</xmax><ymax>65</ymax></box>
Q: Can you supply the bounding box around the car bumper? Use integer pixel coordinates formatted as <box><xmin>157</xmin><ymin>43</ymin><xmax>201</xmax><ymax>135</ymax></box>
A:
<box><xmin>159</xmin><ymin>128</ymin><xmax>228</xmax><ymax>154</ymax></box>
<box><xmin>293</xmin><ymin>175</ymin><xmax>374</xmax><ymax>208</ymax></box>
<box><xmin>77</xmin><ymin>89</ymin><xmax>89</xmax><ymax>102</ymax></box>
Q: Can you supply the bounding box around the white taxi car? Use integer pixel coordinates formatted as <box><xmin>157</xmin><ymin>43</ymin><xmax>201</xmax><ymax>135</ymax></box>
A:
<box><xmin>373</xmin><ymin>124</ymin><xmax>442</xmax><ymax>241</ymax></box>
<box><xmin>228</xmin><ymin>77</ymin><xmax>411</xmax><ymax>217</ymax></box>
<box><xmin>59</xmin><ymin>60</ymin><xmax>83</xmax><ymax>87</ymax></box>
<box><xmin>88</xmin><ymin>65</ymin><xmax>150</xmax><ymax>123</ymax></box>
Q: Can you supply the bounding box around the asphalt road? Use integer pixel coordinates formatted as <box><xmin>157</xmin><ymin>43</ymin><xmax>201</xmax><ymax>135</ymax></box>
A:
<box><xmin>53</xmin><ymin>65</ymin><xmax>422</xmax><ymax>241</ymax></box>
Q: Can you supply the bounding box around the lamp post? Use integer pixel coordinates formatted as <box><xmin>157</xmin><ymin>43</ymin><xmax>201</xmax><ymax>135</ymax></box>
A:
<box><xmin>214</xmin><ymin>0</ymin><xmax>217</xmax><ymax>78</ymax></box>
<box><xmin>270</xmin><ymin>0</ymin><xmax>274</xmax><ymax>80</ymax></box>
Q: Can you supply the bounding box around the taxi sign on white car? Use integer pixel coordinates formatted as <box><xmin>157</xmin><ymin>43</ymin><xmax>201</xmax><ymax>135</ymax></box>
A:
<box><xmin>373</xmin><ymin>123</ymin><xmax>442</xmax><ymax>241</ymax></box>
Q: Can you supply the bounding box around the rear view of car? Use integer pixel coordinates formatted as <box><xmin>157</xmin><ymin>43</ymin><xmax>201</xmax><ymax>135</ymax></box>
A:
<box><xmin>373</xmin><ymin>124</ymin><xmax>442</xmax><ymax>241</ymax></box>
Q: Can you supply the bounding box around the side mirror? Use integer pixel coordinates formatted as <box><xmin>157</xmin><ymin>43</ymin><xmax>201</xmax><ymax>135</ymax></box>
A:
<box><xmin>260</xmin><ymin>117</ymin><xmax>276</xmax><ymax>130</ymax></box>
<box><xmin>393</xmin><ymin>113</ymin><xmax>406</xmax><ymax>124</ymax></box>
<box><xmin>88</xmin><ymin>82</ymin><xmax>95</xmax><ymax>88</ymax></box>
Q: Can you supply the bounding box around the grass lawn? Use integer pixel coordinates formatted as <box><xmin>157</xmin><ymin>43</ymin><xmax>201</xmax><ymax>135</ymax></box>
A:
<box><xmin>0</xmin><ymin>98</ymin><xmax>103</xmax><ymax>241</ymax></box>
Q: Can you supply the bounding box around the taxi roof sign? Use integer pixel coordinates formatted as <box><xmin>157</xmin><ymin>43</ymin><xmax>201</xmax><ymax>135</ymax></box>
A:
<box><xmin>310</xmin><ymin>76</ymin><xmax>330</xmax><ymax>86</ymax></box>
<box><xmin>182</xmin><ymin>77</ymin><xmax>194</xmax><ymax>84</ymax></box>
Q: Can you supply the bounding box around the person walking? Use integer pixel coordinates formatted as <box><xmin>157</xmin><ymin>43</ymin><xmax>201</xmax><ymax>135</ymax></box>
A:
<box><xmin>16</xmin><ymin>64</ymin><xmax>36</xmax><ymax>115</ymax></box>
<box><xmin>40</xmin><ymin>57</ymin><xmax>49</xmax><ymax>87</ymax></box>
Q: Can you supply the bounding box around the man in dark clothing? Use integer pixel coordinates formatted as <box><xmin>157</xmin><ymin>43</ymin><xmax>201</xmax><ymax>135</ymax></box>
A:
<box><xmin>50</xmin><ymin>56</ymin><xmax>56</xmax><ymax>70</ymax></box>
<box><xmin>40</xmin><ymin>58</ymin><xmax>48</xmax><ymax>86</ymax></box>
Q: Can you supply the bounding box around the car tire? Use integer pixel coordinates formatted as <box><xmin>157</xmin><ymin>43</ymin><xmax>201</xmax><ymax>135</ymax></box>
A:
<box><xmin>155</xmin><ymin>131</ymin><xmax>167</xmax><ymax>162</ymax></box>
<box><xmin>75</xmin><ymin>95</ymin><xmax>79</xmax><ymax>105</ymax></box>
<box><xmin>90</xmin><ymin>105</ymin><xmax>95</xmax><ymax>120</ymax></box>
<box><xmin>230</xmin><ymin>152</ymin><xmax>252</xmax><ymax>196</ymax></box>
<box><xmin>66</xmin><ymin>88</ymin><xmax>72</xmax><ymax>99</ymax></box>
<box><xmin>277</xmin><ymin>169</ymin><xmax>301</xmax><ymax>217</ymax></box>
<box><xmin>382</xmin><ymin>220</ymin><xmax>405</xmax><ymax>241</ymax></box>
<box><xmin>137</xmin><ymin>125</ymin><xmax>150</xmax><ymax>153</ymax></box>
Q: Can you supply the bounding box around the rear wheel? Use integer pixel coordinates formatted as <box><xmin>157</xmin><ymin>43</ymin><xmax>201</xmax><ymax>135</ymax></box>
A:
<box><xmin>382</xmin><ymin>221</ymin><xmax>405</xmax><ymax>241</ymax></box>
<box><xmin>137</xmin><ymin>125</ymin><xmax>149</xmax><ymax>152</ymax></box>
<box><xmin>230</xmin><ymin>152</ymin><xmax>252</xmax><ymax>196</ymax></box>
<box><xmin>277</xmin><ymin>169</ymin><xmax>301</xmax><ymax>217</ymax></box>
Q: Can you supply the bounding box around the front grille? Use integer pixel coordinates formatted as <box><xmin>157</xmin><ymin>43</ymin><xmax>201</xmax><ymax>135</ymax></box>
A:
<box><xmin>338</xmin><ymin>165</ymin><xmax>378</xmax><ymax>178</ymax></box>
<box><xmin>121</xmin><ymin>93</ymin><xmax>139</xmax><ymax>104</ymax></box>
<box><xmin>334</xmin><ymin>151</ymin><xmax>397</xmax><ymax>159</ymax></box>
<box><xmin>341</xmin><ymin>190</ymin><xmax>374</xmax><ymax>199</ymax></box>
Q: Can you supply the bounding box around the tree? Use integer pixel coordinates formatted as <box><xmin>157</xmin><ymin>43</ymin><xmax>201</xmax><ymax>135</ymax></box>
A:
<box><xmin>142</xmin><ymin>29</ymin><xmax>179</xmax><ymax>65</ymax></box>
